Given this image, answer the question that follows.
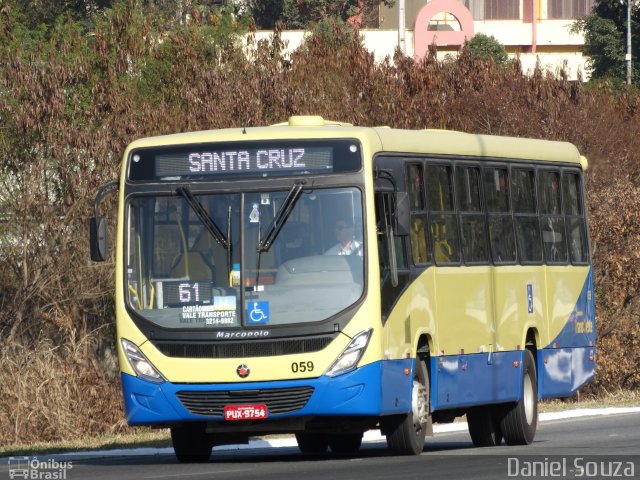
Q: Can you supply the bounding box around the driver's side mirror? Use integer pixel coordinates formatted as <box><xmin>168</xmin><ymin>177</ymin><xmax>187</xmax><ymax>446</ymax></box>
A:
<box><xmin>90</xmin><ymin>216</ymin><xmax>109</xmax><ymax>262</ymax></box>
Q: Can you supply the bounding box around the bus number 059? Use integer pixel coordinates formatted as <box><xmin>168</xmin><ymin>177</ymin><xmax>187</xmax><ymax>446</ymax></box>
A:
<box><xmin>291</xmin><ymin>361</ymin><xmax>314</xmax><ymax>373</ymax></box>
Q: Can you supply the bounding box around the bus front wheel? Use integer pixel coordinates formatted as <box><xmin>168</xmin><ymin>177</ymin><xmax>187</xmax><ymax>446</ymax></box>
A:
<box><xmin>295</xmin><ymin>433</ymin><xmax>329</xmax><ymax>454</ymax></box>
<box><xmin>171</xmin><ymin>424</ymin><xmax>212</xmax><ymax>463</ymax></box>
<box><xmin>328</xmin><ymin>433</ymin><xmax>363</xmax><ymax>454</ymax></box>
<box><xmin>500</xmin><ymin>349</ymin><xmax>538</xmax><ymax>445</ymax></box>
<box><xmin>384</xmin><ymin>358</ymin><xmax>429</xmax><ymax>455</ymax></box>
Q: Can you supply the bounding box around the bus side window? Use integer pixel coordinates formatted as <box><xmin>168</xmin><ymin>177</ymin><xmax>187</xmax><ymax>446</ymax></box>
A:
<box><xmin>483</xmin><ymin>167</ymin><xmax>516</xmax><ymax>264</ymax></box>
<box><xmin>406</xmin><ymin>163</ymin><xmax>429</xmax><ymax>264</ymax></box>
<box><xmin>426</xmin><ymin>164</ymin><xmax>460</xmax><ymax>264</ymax></box>
<box><xmin>375</xmin><ymin>193</ymin><xmax>408</xmax><ymax>274</ymax></box>
<box><xmin>563</xmin><ymin>171</ymin><xmax>589</xmax><ymax>264</ymax></box>
<box><xmin>456</xmin><ymin>165</ymin><xmax>488</xmax><ymax>263</ymax></box>
<box><xmin>539</xmin><ymin>170</ymin><xmax>568</xmax><ymax>264</ymax></box>
<box><xmin>512</xmin><ymin>168</ymin><xmax>542</xmax><ymax>263</ymax></box>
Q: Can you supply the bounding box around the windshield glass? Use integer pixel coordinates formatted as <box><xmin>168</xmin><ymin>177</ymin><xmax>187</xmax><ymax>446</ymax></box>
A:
<box><xmin>126</xmin><ymin>187</ymin><xmax>364</xmax><ymax>329</ymax></box>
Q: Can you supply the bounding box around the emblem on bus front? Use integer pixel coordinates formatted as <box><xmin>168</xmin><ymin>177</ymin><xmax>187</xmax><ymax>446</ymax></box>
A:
<box><xmin>237</xmin><ymin>364</ymin><xmax>250</xmax><ymax>378</ymax></box>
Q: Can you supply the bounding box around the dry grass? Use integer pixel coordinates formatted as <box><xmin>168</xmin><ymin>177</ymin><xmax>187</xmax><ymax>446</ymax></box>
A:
<box><xmin>539</xmin><ymin>389</ymin><xmax>640</xmax><ymax>412</ymax></box>
<box><xmin>0</xmin><ymin>429</ymin><xmax>170</xmax><ymax>457</ymax></box>
<box><xmin>0</xmin><ymin>331</ymin><xmax>127</xmax><ymax>448</ymax></box>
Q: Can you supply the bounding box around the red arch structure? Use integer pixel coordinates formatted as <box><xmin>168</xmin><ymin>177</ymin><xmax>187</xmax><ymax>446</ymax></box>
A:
<box><xmin>413</xmin><ymin>0</ymin><xmax>475</xmax><ymax>61</ymax></box>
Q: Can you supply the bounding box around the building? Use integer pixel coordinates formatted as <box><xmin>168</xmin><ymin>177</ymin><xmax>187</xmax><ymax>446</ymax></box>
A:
<box><xmin>254</xmin><ymin>0</ymin><xmax>593</xmax><ymax>80</ymax></box>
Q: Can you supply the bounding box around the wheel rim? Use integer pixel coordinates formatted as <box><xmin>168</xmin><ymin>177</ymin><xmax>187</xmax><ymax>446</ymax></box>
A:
<box><xmin>523</xmin><ymin>373</ymin><xmax>534</xmax><ymax>425</ymax></box>
<box><xmin>411</xmin><ymin>379</ymin><xmax>428</xmax><ymax>429</ymax></box>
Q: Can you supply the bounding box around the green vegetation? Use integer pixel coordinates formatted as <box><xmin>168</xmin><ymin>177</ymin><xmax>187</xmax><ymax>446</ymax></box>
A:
<box><xmin>573</xmin><ymin>0</ymin><xmax>640</xmax><ymax>85</ymax></box>
<box><xmin>0</xmin><ymin>0</ymin><xmax>639</xmax><ymax>450</ymax></box>
<box><xmin>465</xmin><ymin>33</ymin><xmax>508</xmax><ymax>67</ymax></box>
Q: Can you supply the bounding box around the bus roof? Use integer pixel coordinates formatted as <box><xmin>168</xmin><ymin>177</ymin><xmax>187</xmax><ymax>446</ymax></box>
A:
<box><xmin>125</xmin><ymin>116</ymin><xmax>586</xmax><ymax>170</ymax></box>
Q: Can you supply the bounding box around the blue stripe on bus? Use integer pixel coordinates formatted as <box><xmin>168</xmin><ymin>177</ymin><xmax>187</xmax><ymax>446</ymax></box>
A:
<box><xmin>430</xmin><ymin>350</ymin><xmax>524</xmax><ymax>411</ymax></box>
<box><xmin>428</xmin><ymin>346</ymin><xmax>596</xmax><ymax>411</ymax></box>
<box><xmin>121</xmin><ymin>359</ymin><xmax>413</xmax><ymax>426</ymax></box>
<box><xmin>538</xmin><ymin>346</ymin><xmax>596</xmax><ymax>399</ymax></box>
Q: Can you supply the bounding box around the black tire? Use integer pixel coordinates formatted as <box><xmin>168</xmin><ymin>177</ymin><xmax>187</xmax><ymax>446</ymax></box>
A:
<box><xmin>385</xmin><ymin>358</ymin><xmax>430</xmax><ymax>455</ymax></box>
<box><xmin>328</xmin><ymin>433</ymin><xmax>363</xmax><ymax>454</ymax></box>
<box><xmin>171</xmin><ymin>424</ymin><xmax>212</xmax><ymax>463</ymax></box>
<box><xmin>467</xmin><ymin>405</ymin><xmax>503</xmax><ymax>447</ymax></box>
<box><xmin>295</xmin><ymin>432</ymin><xmax>329</xmax><ymax>454</ymax></box>
<box><xmin>500</xmin><ymin>350</ymin><xmax>538</xmax><ymax>445</ymax></box>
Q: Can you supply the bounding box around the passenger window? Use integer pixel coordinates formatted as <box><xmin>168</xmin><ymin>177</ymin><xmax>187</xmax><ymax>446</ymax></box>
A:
<box><xmin>407</xmin><ymin>164</ymin><xmax>425</xmax><ymax>210</ymax></box>
<box><xmin>484</xmin><ymin>167</ymin><xmax>510</xmax><ymax>212</ymax></box>
<box><xmin>426</xmin><ymin>165</ymin><xmax>454</xmax><ymax>211</ymax></box>
<box><xmin>563</xmin><ymin>172</ymin><xmax>582</xmax><ymax>216</ymax></box>
<box><xmin>456</xmin><ymin>166</ymin><xmax>482</xmax><ymax>212</ymax></box>
<box><xmin>511</xmin><ymin>168</ymin><xmax>536</xmax><ymax>214</ymax></box>
<box><xmin>539</xmin><ymin>170</ymin><xmax>567</xmax><ymax>263</ymax></box>
<box><xmin>406</xmin><ymin>164</ymin><xmax>429</xmax><ymax>265</ymax></box>
<box><xmin>539</xmin><ymin>171</ymin><xmax>562</xmax><ymax>215</ymax></box>
<box><xmin>512</xmin><ymin>169</ymin><xmax>542</xmax><ymax>263</ymax></box>
<box><xmin>488</xmin><ymin>215</ymin><xmax>516</xmax><ymax>263</ymax></box>
<box><xmin>484</xmin><ymin>167</ymin><xmax>515</xmax><ymax>264</ymax></box>
<box><xmin>456</xmin><ymin>166</ymin><xmax>488</xmax><ymax>263</ymax></box>
<box><xmin>430</xmin><ymin>214</ymin><xmax>460</xmax><ymax>263</ymax></box>
<box><xmin>426</xmin><ymin>164</ymin><xmax>459</xmax><ymax>264</ymax></box>
<box><xmin>563</xmin><ymin>171</ymin><xmax>589</xmax><ymax>264</ymax></box>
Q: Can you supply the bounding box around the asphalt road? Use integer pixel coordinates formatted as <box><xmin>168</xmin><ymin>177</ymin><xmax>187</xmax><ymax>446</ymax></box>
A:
<box><xmin>2</xmin><ymin>412</ymin><xmax>639</xmax><ymax>480</ymax></box>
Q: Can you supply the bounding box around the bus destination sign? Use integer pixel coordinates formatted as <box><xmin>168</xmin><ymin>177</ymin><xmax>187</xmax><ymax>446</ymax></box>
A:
<box><xmin>127</xmin><ymin>140</ymin><xmax>362</xmax><ymax>181</ymax></box>
<box><xmin>156</xmin><ymin>147</ymin><xmax>332</xmax><ymax>177</ymax></box>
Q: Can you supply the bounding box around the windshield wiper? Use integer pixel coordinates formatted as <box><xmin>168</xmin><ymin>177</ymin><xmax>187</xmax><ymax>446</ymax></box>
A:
<box><xmin>176</xmin><ymin>186</ymin><xmax>229</xmax><ymax>250</ymax></box>
<box><xmin>257</xmin><ymin>181</ymin><xmax>306</xmax><ymax>253</ymax></box>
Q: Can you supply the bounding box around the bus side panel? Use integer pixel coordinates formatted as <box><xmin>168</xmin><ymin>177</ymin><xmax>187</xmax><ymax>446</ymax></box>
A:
<box><xmin>493</xmin><ymin>266</ymin><xmax>548</xmax><ymax>352</ymax></box>
<box><xmin>538</xmin><ymin>347</ymin><xmax>596</xmax><ymax>398</ymax></box>
<box><xmin>539</xmin><ymin>268</ymin><xmax>596</xmax><ymax>398</ymax></box>
<box><xmin>433</xmin><ymin>267</ymin><xmax>494</xmax><ymax>357</ymax></box>
<box><xmin>431</xmin><ymin>351</ymin><xmax>524</xmax><ymax>411</ymax></box>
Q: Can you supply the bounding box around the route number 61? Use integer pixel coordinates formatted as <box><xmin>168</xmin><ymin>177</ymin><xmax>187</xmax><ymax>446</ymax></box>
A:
<box><xmin>179</xmin><ymin>282</ymin><xmax>199</xmax><ymax>303</ymax></box>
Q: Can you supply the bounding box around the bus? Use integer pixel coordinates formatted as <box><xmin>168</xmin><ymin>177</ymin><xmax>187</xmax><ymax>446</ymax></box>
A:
<box><xmin>90</xmin><ymin>116</ymin><xmax>596</xmax><ymax>461</ymax></box>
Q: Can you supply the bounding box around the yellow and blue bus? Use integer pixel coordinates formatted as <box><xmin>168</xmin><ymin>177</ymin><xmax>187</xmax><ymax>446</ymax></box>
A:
<box><xmin>90</xmin><ymin>116</ymin><xmax>596</xmax><ymax>461</ymax></box>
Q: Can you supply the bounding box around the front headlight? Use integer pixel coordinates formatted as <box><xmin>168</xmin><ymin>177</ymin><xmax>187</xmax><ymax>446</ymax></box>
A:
<box><xmin>325</xmin><ymin>329</ymin><xmax>372</xmax><ymax>377</ymax></box>
<box><xmin>121</xmin><ymin>338</ymin><xmax>165</xmax><ymax>383</ymax></box>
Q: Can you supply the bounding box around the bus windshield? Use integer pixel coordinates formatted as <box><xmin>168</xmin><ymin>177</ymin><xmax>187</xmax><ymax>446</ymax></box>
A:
<box><xmin>126</xmin><ymin>187</ymin><xmax>364</xmax><ymax>329</ymax></box>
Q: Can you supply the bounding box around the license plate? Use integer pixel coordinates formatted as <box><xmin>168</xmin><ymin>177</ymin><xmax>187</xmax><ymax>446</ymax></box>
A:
<box><xmin>224</xmin><ymin>404</ymin><xmax>268</xmax><ymax>421</ymax></box>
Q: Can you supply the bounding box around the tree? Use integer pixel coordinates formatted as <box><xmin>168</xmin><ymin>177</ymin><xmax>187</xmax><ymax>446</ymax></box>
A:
<box><xmin>465</xmin><ymin>33</ymin><xmax>509</xmax><ymax>66</ymax></box>
<box><xmin>1</xmin><ymin>0</ymin><xmax>113</xmax><ymax>30</ymax></box>
<box><xmin>245</xmin><ymin>0</ymin><xmax>394</xmax><ymax>30</ymax></box>
<box><xmin>573</xmin><ymin>0</ymin><xmax>640</xmax><ymax>85</ymax></box>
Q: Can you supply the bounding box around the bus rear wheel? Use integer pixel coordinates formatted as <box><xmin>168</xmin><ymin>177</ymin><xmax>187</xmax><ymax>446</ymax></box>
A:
<box><xmin>328</xmin><ymin>433</ymin><xmax>363</xmax><ymax>454</ymax></box>
<box><xmin>384</xmin><ymin>358</ymin><xmax>429</xmax><ymax>455</ymax></box>
<box><xmin>500</xmin><ymin>350</ymin><xmax>538</xmax><ymax>445</ymax></box>
<box><xmin>467</xmin><ymin>405</ymin><xmax>503</xmax><ymax>447</ymax></box>
<box><xmin>295</xmin><ymin>433</ymin><xmax>329</xmax><ymax>454</ymax></box>
<box><xmin>171</xmin><ymin>424</ymin><xmax>212</xmax><ymax>463</ymax></box>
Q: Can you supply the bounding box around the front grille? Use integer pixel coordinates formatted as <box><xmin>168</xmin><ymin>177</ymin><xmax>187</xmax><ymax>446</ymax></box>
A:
<box><xmin>153</xmin><ymin>335</ymin><xmax>335</xmax><ymax>358</ymax></box>
<box><xmin>176</xmin><ymin>386</ymin><xmax>315</xmax><ymax>417</ymax></box>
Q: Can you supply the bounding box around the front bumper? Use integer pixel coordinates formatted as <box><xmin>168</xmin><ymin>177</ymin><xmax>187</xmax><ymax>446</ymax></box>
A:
<box><xmin>121</xmin><ymin>359</ymin><xmax>413</xmax><ymax>426</ymax></box>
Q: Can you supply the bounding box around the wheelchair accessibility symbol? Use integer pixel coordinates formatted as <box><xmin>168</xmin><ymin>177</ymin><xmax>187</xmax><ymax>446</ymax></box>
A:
<box><xmin>248</xmin><ymin>301</ymin><xmax>269</xmax><ymax>324</ymax></box>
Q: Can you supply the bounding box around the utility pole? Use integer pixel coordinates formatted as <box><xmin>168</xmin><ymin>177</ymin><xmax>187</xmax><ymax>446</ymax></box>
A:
<box><xmin>398</xmin><ymin>0</ymin><xmax>406</xmax><ymax>55</ymax></box>
<box><xmin>627</xmin><ymin>0</ymin><xmax>632</xmax><ymax>85</ymax></box>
